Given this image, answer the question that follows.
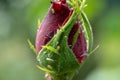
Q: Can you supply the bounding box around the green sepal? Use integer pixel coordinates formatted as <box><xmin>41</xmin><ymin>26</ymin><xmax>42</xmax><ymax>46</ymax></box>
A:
<box><xmin>81</xmin><ymin>11</ymin><xmax>93</xmax><ymax>53</ymax></box>
<box><xmin>36</xmin><ymin>65</ymin><xmax>55</xmax><ymax>74</ymax></box>
<box><xmin>37</xmin><ymin>33</ymin><xmax>80</xmax><ymax>79</ymax></box>
<box><xmin>42</xmin><ymin>46</ymin><xmax>59</xmax><ymax>54</ymax></box>
<box><xmin>72</xmin><ymin>29</ymin><xmax>80</xmax><ymax>48</ymax></box>
<box><xmin>27</xmin><ymin>39</ymin><xmax>37</xmax><ymax>55</ymax></box>
<box><xmin>89</xmin><ymin>45</ymin><xmax>99</xmax><ymax>55</ymax></box>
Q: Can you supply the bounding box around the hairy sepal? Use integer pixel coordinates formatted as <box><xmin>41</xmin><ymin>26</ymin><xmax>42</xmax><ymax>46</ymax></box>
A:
<box><xmin>81</xmin><ymin>11</ymin><xmax>93</xmax><ymax>53</ymax></box>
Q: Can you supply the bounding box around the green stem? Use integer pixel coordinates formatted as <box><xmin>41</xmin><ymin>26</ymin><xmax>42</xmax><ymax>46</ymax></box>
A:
<box><xmin>54</xmin><ymin>75</ymin><xmax>69</xmax><ymax>80</ymax></box>
<box><xmin>52</xmin><ymin>72</ymin><xmax>74</xmax><ymax>80</ymax></box>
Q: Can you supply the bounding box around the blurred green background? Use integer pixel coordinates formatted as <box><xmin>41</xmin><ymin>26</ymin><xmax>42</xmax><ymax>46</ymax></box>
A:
<box><xmin>0</xmin><ymin>0</ymin><xmax>120</xmax><ymax>80</ymax></box>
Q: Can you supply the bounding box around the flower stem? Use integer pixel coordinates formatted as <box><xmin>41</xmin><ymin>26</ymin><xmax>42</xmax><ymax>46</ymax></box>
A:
<box><xmin>46</xmin><ymin>72</ymin><xmax>74</xmax><ymax>80</ymax></box>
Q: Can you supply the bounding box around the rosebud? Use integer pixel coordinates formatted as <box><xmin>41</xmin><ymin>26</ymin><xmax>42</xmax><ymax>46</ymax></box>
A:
<box><xmin>36</xmin><ymin>0</ymin><xmax>87</xmax><ymax>63</ymax></box>
<box><xmin>35</xmin><ymin>0</ymin><xmax>92</xmax><ymax>80</ymax></box>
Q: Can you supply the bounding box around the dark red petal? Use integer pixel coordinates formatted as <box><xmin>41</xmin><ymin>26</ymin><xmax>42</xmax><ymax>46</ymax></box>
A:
<box><xmin>68</xmin><ymin>22</ymin><xmax>87</xmax><ymax>63</ymax></box>
<box><xmin>52</xmin><ymin>1</ymin><xmax>62</xmax><ymax>12</ymax></box>
<box><xmin>60</xmin><ymin>0</ymin><xmax>66</xmax><ymax>4</ymax></box>
<box><xmin>36</xmin><ymin>2</ymin><xmax>72</xmax><ymax>52</ymax></box>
